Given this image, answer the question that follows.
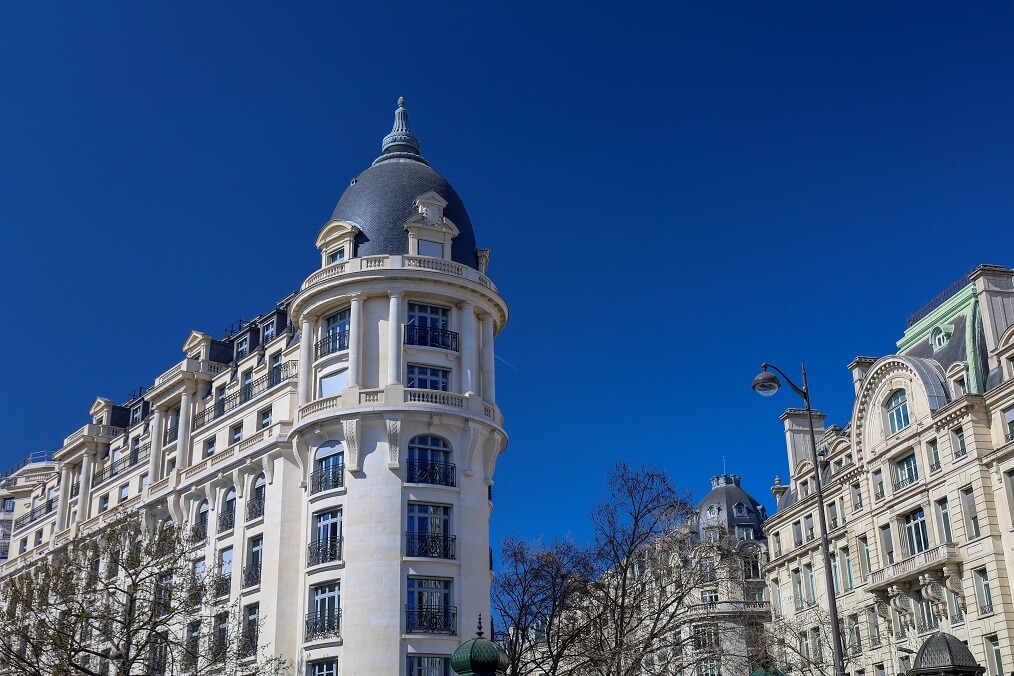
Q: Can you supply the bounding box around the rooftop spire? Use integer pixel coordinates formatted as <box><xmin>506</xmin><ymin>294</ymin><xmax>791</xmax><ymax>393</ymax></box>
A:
<box><xmin>376</xmin><ymin>96</ymin><xmax>427</xmax><ymax>165</ymax></box>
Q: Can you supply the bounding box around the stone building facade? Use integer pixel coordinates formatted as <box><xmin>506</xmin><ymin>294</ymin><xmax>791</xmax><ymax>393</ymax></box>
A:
<box><xmin>763</xmin><ymin>265</ymin><xmax>1014</xmax><ymax>676</ymax></box>
<box><xmin>0</xmin><ymin>99</ymin><xmax>508</xmax><ymax>676</ymax></box>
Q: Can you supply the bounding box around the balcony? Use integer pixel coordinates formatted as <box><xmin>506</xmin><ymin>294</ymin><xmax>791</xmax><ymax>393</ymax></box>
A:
<box><xmin>406</xmin><ymin>605</ymin><xmax>457</xmax><ymax>634</ymax></box>
<box><xmin>314</xmin><ymin>332</ymin><xmax>349</xmax><ymax>360</ymax></box>
<box><xmin>305</xmin><ymin>610</ymin><xmax>341</xmax><ymax>641</ymax></box>
<box><xmin>242</xmin><ymin>562</ymin><xmax>261</xmax><ymax>588</ymax></box>
<box><xmin>310</xmin><ymin>466</ymin><xmax>345</xmax><ymax>494</ymax></box>
<box><xmin>193</xmin><ymin>361</ymin><xmax>298</xmax><ymax>428</ymax></box>
<box><xmin>214</xmin><ymin>573</ymin><xmax>232</xmax><ymax>598</ymax></box>
<box><xmin>92</xmin><ymin>444</ymin><xmax>151</xmax><ymax>485</ymax></box>
<box><xmin>246</xmin><ymin>495</ymin><xmax>265</xmax><ymax>521</ymax></box>
<box><xmin>218</xmin><ymin>508</ymin><xmax>235</xmax><ymax>533</ymax></box>
<box><xmin>70</xmin><ymin>482</ymin><xmax>80</xmax><ymax>498</ymax></box>
<box><xmin>307</xmin><ymin>537</ymin><xmax>343</xmax><ymax>566</ymax></box>
<box><xmin>874</xmin><ymin>486</ymin><xmax>885</xmax><ymax>500</ymax></box>
<box><xmin>13</xmin><ymin>500</ymin><xmax>55</xmax><ymax>531</ymax></box>
<box><xmin>406</xmin><ymin>532</ymin><xmax>456</xmax><ymax>559</ymax></box>
<box><xmin>892</xmin><ymin>471</ymin><xmax>920</xmax><ymax>493</ymax></box>
<box><xmin>192</xmin><ymin>522</ymin><xmax>208</xmax><ymax>543</ymax></box>
<box><xmin>301</xmin><ymin>254</ymin><xmax>497</xmax><ymax>294</ymax></box>
<box><xmin>406</xmin><ymin>459</ymin><xmax>456</xmax><ymax>487</ymax></box>
<box><xmin>866</xmin><ymin>543</ymin><xmax>960</xmax><ymax>591</ymax></box>
<box><xmin>405</xmin><ymin>325</ymin><xmax>459</xmax><ymax>352</ymax></box>
<box><xmin>164</xmin><ymin>426</ymin><xmax>179</xmax><ymax>444</ymax></box>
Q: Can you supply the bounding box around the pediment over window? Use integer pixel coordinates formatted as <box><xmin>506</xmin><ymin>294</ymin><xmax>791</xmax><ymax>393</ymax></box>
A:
<box><xmin>315</xmin><ymin>220</ymin><xmax>361</xmax><ymax>267</ymax></box>
<box><xmin>403</xmin><ymin>191</ymin><xmax>459</xmax><ymax>260</ymax></box>
<box><xmin>182</xmin><ymin>331</ymin><xmax>213</xmax><ymax>359</ymax></box>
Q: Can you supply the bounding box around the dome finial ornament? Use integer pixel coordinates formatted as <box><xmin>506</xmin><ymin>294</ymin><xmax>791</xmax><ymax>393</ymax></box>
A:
<box><xmin>377</xmin><ymin>96</ymin><xmax>426</xmax><ymax>164</ymax></box>
<box><xmin>476</xmin><ymin>614</ymin><xmax>484</xmax><ymax>637</ymax></box>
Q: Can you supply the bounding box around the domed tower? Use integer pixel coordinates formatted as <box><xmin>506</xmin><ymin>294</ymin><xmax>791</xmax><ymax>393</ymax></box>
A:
<box><xmin>287</xmin><ymin>99</ymin><xmax>508</xmax><ymax>674</ymax></box>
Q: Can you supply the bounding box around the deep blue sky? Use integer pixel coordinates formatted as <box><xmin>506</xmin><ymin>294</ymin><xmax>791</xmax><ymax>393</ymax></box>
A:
<box><xmin>2</xmin><ymin>3</ymin><xmax>1012</xmax><ymax>546</ymax></box>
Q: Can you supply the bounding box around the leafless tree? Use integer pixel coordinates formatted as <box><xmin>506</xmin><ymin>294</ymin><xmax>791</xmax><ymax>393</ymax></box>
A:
<box><xmin>0</xmin><ymin>512</ymin><xmax>287</xmax><ymax>676</ymax></box>
<box><xmin>751</xmin><ymin>606</ymin><xmax>858</xmax><ymax>676</ymax></box>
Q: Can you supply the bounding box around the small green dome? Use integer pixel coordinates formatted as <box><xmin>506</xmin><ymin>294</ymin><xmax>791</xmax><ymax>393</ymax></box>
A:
<box><xmin>451</xmin><ymin>619</ymin><xmax>507</xmax><ymax>676</ymax></box>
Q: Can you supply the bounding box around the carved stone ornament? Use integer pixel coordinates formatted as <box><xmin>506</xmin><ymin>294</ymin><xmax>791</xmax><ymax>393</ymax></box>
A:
<box><xmin>463</xmin><ymin>422</ymin><xmax>480</xmax><ymax>476</ymax></box>
<box><xmin>386</xmin><ymin>416</ymin><xmax>402</xmax><ymax>468</ymax></box>
<box><xmin>943</xmin><ymin>564</ymin><xmax>966</xmax><ymax>613</ymax></box>
<box><xmin>920</xmin><ymin>573</ymin><xmax>948</xmax><ymax>620</ymax></box>
<box><xmin>875</xmin><ymin>600</ymin><xmax>895</xmax><ymax>637</ymax></box>
<box><xmin>343</xmin><ymin>418</ymin><xmax>360</xmax><ymax>472</ymax></box>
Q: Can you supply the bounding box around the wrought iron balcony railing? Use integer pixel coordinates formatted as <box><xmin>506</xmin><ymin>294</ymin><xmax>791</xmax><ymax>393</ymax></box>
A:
<box><xmin>892</xmin><ymin>471</ymin><xmax>920</xmax><ymax>492</ymax></box>
<box><xmin>164</xmin><ymin>426</ymin><xmax>179</xmax><ymax>444</ymax></box>
<box><xmin>406</xmin><ymin>605</ymin><xmax>457</xmax><ymax>634</ymax></box>
<box><xmin>193</xmin><ymin>361</ymin><xmax>297</xmax><ymax>428</ymax></box>
<box><xmin>406</xmin><ymin>532</ymin><xmax>456</xmax><ymax>559</ymax></box>
<box><xmin>246</xmin><ymin>495</ymin><xmax>265</xmax><ymax>521</ymax></box>
<box><xmin>240</xmin><ymin>626</ymin><xmax>259</xmax><ymax>657</ymax></box>
<box><xmin>92</xmin><ymin>444</ymin><xmax>151</xmax><ymax>485</ymax></box>
<box><xmin>307</xmin><ymin>537</ymin><xmax>343</xmax><ymax>566</ymax></box>
<box><xmin>406</xmin><ymin>459</ymin><xmax>456</xmax><ymax>487</ymax></box>
<box><xmin>218</xmin><ymin>508</ymin><xmax>235</xmax><ymax>533</ymax></box>
<box><xmin>192</xmin><ymin>522</ymin><xmax>208</xmax><ymax>543</ymax></box>
<box><xmin>214</xmin><ymin>573</ymin><xmax>232</xmax><ymax>598</ymax></box>
<box><xmin>314</xmin><ymin>331</ymin><xmax>349</xmax><ymax>360</ymax></box>
<box><xmin>70</xmin><ymin>482</ymin><xmax>80</xmax><ymax>498</ymax></box>
<box><xmin>405</xmin><ymin>325</ymin><xmax>459</xmax><ymax>351</ymax></box>
<box><xmin>13</xmin><ymin>500</ymin><xmax>56</xmax><ymax>531</ymax></box>
<box><xmin>243</xmin><ymin>562</ymin><xmax>261</xmax><ymax>588</ymax></box>
<box><xmin>305</xmin><ymin>610</ymin><xmax>341</xmax><ymax>641</ymax></box>
<box><xmin>309</xmin><ymin>466</ymin><xmax>345</xmax><ymax>494</ymax></box>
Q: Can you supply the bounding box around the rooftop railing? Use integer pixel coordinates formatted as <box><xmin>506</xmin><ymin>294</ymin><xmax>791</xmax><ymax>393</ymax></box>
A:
<box><xmin>0</xmin><ymin>451</ymin><xmax>54</xmax><ymax>481</ymax></box>
<box><xmin>907</xmin><ymin>273</ymin><xmax>973</xmax><ymax>327</ymax></box>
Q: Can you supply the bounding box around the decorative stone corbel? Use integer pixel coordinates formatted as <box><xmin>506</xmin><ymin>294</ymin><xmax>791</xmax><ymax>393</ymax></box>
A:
<box><xmin>463</xmin><ymin>422</ymin><xmax>481</xmax><ymax>477</ymax></box>
<box><xmin>943</xmin><ymin>564</ymin><xmax>966</xmax><ymax>613</ymax></box>
<box><xmin>888</xmin><ymin>585</ymin><xmax>914</xmax><ymax>631</ymax></box>
<box><xmin>343</xmin><ymin>418</ymin><xmax>361</xmax><ymax>472</ymax></box>
<box><xmin>875</xmin><ymin>600</ymin><xmax>894</xmax><ymax>637</ymax></box>
<box><xmin>386</xmin><ymin>415</ymin><xmax>402</xmax><ymax>469</ymax></box>
<box><xmin>919</xmin><ymin>573</ymin><xmax>948</xmax><ymax>620</ymax></box>
<box><xmin>263</xmin><ymin>454</ymin><xmax>275</xmax><ymax>486</ymax></box>
<box><xmin>484</xmin><ymin>433</ymin><xmax>505</xmax><ymax>483</ymax></box>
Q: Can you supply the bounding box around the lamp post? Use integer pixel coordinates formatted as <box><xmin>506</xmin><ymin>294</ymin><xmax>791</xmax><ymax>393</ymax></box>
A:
<box><xmin>753</xmin><ymin>362</ymin><xmax>845</xmax><ymax>676</ymax></box>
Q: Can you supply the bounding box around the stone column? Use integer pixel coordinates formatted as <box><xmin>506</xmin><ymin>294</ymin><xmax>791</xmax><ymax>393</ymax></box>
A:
<box><xmin>148</xmin><ymin>408</ymin><xmax>164</xmax><ymax>483</ymax></box>
<box><xmin>55</xmin><ymin>464</ymin><xmax>71</xmax><ymax>531</ymax></box>
<box><xmin>77</xmin><ymin>450</ymin><xmax>95</xmax><ymax>521</ymax></box>
<box><xmin>387</xmin><ymin>292</ymin><xmax>402</xmax><ymax>385</ymax></box>
<box><xmin>177</xmin><ymin>387</ymin><xmax>195</xmax><ymax>468</ymax></box>
<box><xmin>348</xmin><ymin>294</ymin><xmax>364</xmax><ymax>387</ymax></box>
<box><xmin>480</xmin><ymin>314</ymin><xmax>496</xmax><ymax>406</ymax></box>
<box><xmin>461</xmin><ymin>301</ymin><xmax>477</xmax><ymax>395</ymax></box>
<box><xmin>298</xmin><ymin>318</ymin><xmax>313</xmax><ymax>405</ymax></box>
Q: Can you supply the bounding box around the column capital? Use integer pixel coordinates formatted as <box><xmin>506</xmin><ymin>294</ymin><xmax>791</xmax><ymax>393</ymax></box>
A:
<box><xmin>459</xmin><ymin>300</ymin><xmax>475</xmax><ymax>310</ymax></box>
<box><xmin>350</xmin><ymin>292</ymin><xmax>366</xmax><ymax>302</ymax></box>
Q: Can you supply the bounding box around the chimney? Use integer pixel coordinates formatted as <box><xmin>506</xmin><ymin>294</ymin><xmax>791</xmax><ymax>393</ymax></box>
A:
<box><xmin>969</xmin><ymin>264</ymin><xmax>1014</xmax><ymax>371</ymax></box>
<box><xmin>780</xmin><ymin>408</ymin><xmax>827</xmax><ymax>480</ymax></box>
<box><xmin>848</xmin><ymin>356</ymin><xmax>878</xmax><ymax>396</ymax></box>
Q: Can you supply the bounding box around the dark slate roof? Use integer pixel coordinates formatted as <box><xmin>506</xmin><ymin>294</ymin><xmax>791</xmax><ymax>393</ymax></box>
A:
<box><xmin>911</xmin><ymin>632</ymin><xmax>983</xmax><ymax>674</ymax></box>
<box><xmin>695</xmin><ymin>474</ymin><xmax>767</xmax><ymax>540</ymax></box>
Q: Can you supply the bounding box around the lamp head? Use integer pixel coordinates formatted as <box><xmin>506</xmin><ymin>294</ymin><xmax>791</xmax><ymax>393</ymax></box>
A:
<box><xmin>752</xmin><ymin>369</ymin><xmax>781</xmax><ymax>397</ymax></box>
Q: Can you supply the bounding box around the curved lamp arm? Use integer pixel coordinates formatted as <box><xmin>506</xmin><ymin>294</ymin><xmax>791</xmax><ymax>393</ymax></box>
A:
<box><xmin>761</xmin><ymin>362</ymin><xmax>809</xmax><ymax>402</ymax></box>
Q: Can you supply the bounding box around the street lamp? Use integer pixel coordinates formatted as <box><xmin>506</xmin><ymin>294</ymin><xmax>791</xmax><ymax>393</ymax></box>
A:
<box><xmin>753</xmin><ymin>362</ymin><xmax>846</xmax><ymax>676</ymax></box>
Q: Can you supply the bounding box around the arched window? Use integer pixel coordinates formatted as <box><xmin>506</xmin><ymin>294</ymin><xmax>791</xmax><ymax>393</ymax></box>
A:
<box><xmin>219</xmin><ymin>489</ymin><xmax>237</xmax><ymax>533</ymax></box>
<box><xmin>195</xmin><ymin>501</ymin><xmax>209</xmax><ymax>541</ymax></box>
<box><xmin>733</xmin><ymin>502</ymin><xmax>747</xmax><ymax>517</ymax></box>
<box><xmin>932</xmin><ymin>327</ymin><xmax>949</xmax><ymax>350</ymax></box>
<box><xmin>407</xmin><ymin>435</ymin><xmax>454</xmax><ymax>487</ymax></box>
<box><xmin>311</xmin><ymin>443</ymin><xmax>344</xmax><ymax>494</ymax></box>
<box><xmin>886</xmin><ymin>390</ymin><xmax>911</xmax><ymax>434</ymax></box>
<box><xmin>248</xmin><ymin>474</ymin><xmax>266</xmax><ymax>521</ymax></box>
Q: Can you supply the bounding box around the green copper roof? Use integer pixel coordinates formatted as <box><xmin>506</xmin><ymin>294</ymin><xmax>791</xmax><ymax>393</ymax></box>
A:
<box><xmin>451</xmin><ymin>618</ymin><xmax>507</xmax><ymax>675</ymax></box>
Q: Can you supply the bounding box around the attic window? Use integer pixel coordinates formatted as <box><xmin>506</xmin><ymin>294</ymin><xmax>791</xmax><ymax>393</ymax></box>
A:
<box><xmin>328</xmin><ymin>248</ymin><xmax>346</xmax><ymax>264</ymax></box>
<box><xmin>932</xmin><ymin>327</ymin><xmax>950</xmax><ymax>351</ymax></box>
<box><xmin>734</xmin><ymin>503</ymin><xmax>747</xmax><ymax>517</ymax></box>
<box><xmin>418</xmin><ymin>240</ymin><xmax>444</xmax><ymax>259</ymax></box>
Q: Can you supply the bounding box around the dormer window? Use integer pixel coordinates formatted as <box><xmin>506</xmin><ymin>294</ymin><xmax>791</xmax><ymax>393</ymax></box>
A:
<box><xmin>418</xmin><ymin>240</ymin><xmax>444</xmax><ymax>259</ymax></box>
<box><xmin>328</xmin><ymin>248</ymin><xmax>346</xmax><ymax>264</ymax></box>
<box><xmin>263</xmin><ymin>320</ymin><xmax>276</xmax><ymax>343</ymax></box>
<box><xmin>931</xmin><ymin>326</ymin><xmax>951</xmax><ymax>351</ymax></box>
<box><xmin>236</xmin><ymin>336</ymin><xmax>249</xmax><ymax>359</ymax></box>
<box><xmin>734</xmin><ymin>503</ymin><xmax>747</xmax><ymax>517</ymax></box>
<box><xmin>886</xmin><ymin>390</ymin><xmax>910</xmax><ymax>434</ymax></box>
<box><xmin>404</xmin><ymin>191</ymin><xmax>458</xmax><ymax>261</ymax></box>
<box><xmin>130</xmin><ymin>406</ymin><xmax>142</xmax><ymax>425</ymax></box>
<box><xmin>315</xmin><ymin>220</ymin><xmax>360</xmax><ymax>269</ymax></box>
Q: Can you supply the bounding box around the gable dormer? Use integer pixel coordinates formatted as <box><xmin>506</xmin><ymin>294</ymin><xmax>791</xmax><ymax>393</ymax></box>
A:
<box><xmin>404</xmin><ymin>191</ymin><xmax>459</xmax><ymax>260</ymax></box>
<box><xmin>182</xmin><ymin>331</ymin><xmax>214</xmax><ymax>361</ymax></box>
<box><xmin>315</xmin><ymin>220</ymin><xmax>361</xmax><ymax>267</ymax></box>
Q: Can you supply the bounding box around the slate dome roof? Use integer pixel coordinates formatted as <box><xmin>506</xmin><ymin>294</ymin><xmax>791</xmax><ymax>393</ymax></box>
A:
<box><xmin>695</xmin><ymin>474</ymin><xmax>767</xmax><ymax>540</ymax></box>
<box><xmin>329</xmin><ymin>98</ymin><xmax>479</xmax><ymax>269</ymax></box>
<box><xmin>911</xmin><ymin>632</ymin><xmax>984</xmax><ymax>674</ymax></box>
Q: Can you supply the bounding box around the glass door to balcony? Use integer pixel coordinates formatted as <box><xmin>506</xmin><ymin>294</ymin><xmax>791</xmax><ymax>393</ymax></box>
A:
<box><xmin>904</xmin><ymin>508</ymin><xmax>930</xmax><ymax>555</ymax></box>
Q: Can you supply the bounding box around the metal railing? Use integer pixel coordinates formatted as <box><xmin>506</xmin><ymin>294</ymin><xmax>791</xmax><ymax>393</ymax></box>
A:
<box><xmin>242</xmin><ymin>562</ymin><xmax>261</xmax><ymax>588</ymax></box>
<box><xmin>218</xmin><ymin>508</ymin><xmax>235</xmax><ymax>533</ymax></box>
<box><xmin>314</xmin><ymin>331</ymin><xmax>349</xmax><ymax>360</ymax></box>
<box><xmin>929</xmin><ymin>461</ymin><xmax>941</xmax><ymax>472</ymax></box>
<box><xmin>192</xmin><ymin>521</ymin><xmax>208</xmax><ymax>543</ymax></box>
<box><xmin>13</xmin><ymin>500</ymin><xmax>55</xmax><ymax>530</ymax></box>
<box><xmin>405</xmin><ymin>325</ymin><xmax>459</xmax><ymax>351</ymax></box>
<box><xmin>70</xmin><ymin>482</ymin><xmax>80</xmax><ymax>498</ymax></box>
<box><xmin>246</xmin><ymin>495</ymin><xmax>265</xmax><ymax>521</ymax></box>
<box><xmin>406</xmin><ymin>605</ymin><xmax>457</xmax><ymax>634</ymax></box>
<box><xmin>309</xmin><ymin>466</ymin><xmax>345</xmax><ymax>494</ymax></box>
<box><xmin>240</xmin><ymin>625</ymin><xmax>258</xmax><ymax>657</ymax></box>
<box><xmin>307</xmin><ymin>537</ymin><xmax>343</xmax><ymax>566</ymax></box>
<box><xmin>406</xmin><ymin>532</ymin><xmax>456</xmax><ymax>559</ymax></box>
<box><xmin>875</xmin><ymin>486</ymin><xmax>885</xmax><ymax>500</ymax></box>
<box><xmin>194</xmin><ymin>361</ymin><xmax>297</xmax><ymax>428</ymax></box>
<box><xmin>907</xmin><ymin>272</ymin><xmax>972</xmax><ymax>326</ymax></box>
<box><xmin>0</xmin><ymin>451</ymin><xmax>54</xmax><ymax>481</ymax></box>
<box><xmin>892</xmin><ymin>470</ymin><xmax>920</xmax><ymax>492</ymax></box>
<box><xmin>93</xmin><ymin>444</ymin><xmax>150</xmax><ymax>485</ymax></box>
<box><xmin>214</xmin><ymin>573</ymin><xmax>231</xmax><ymax>598</ymax></box>
<box><xmin>164</xmin><ymin>426</ymin><xmax>179</xmax><ymax>444</ymax></box>
<box><xmin>305</xmin><ymin>610</ymin><xmax>341</xmax><ymax>641</ymax></box>
<box><xmin>406</xmin><ymin>459</ymin><xmax>456</xmax><ymax>487</ymax></box>
<box><xmin>980</xmin><ymin>603</ymin><xmax>993</xmax><ymax>615</ymax></box>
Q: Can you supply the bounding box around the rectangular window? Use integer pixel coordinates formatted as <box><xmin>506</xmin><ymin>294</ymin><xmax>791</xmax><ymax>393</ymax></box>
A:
<box><xmin>407</xmin><ymin>503</ymin><xmax>454</xmax><ymax>559</ymax></box>
<box><xmin>1003</xmin><ymin>406</ymin><xmax>1014</xmax><ymax>441</ymax></box>
<box><xmin>841</xmin><ymin>546</ymin><xmax>855</xmax><ymax>589</ymax></box>
<box><xmin>408</xmin><ymin>303</ymin><xmax>450</xmax><ymax>330</ymax></box>
<box><xmin>827</xmin><ymin>501</ymin><xmax>839</xmax><ymax>528</ymax></box>
<box><xmin>309</xmin><ymin>509</ymin><xmax>343</xmax><ymax>565</ymax></box>
<box><xmin>240</xmin><ymin>369</ymin><xmax>253</xmax><ymax>401</ymax></box>
<box><xmin>262</xmin><ymin>320</ymin><xmax>276</xmax><ymax>342</ymax></box>
<box><xmin>212</xmin><ymin>613</ymin><xmax>229</xmax><ymax>662</ymax></box>
<box><xmin>987</xmin><ymin>635</ymin><xmax>1003</xmax><ymax>676</ymax></box>
<box><xmin>320</xmin><ymin>369</ymin><xmax>349</xmax><ymax>397</ymax></box>
<box><xmin>792</xmin><ymin>521</ymin><xmax>802</xmax><ymax>547</ymax></box>
<box><xmin>232</xmin><ymin>423</ymin><xmax>243</xmax><ymax>444</ymax></box>
<box><xmin>904</xmin><ymin>508</ymin><xmax>930</xmax><ymax>555</ymax></box>
<box><xmin>236</xmin><ymin>336</ymin><xmax>249</xmax><ymax>359</ymax></box>
<box><xmin>243</xmin><ymin>603</ymin><xmax>259</xmax><ymax>656</ymax></box>
<box><xmin>792</xmin><ymin>569</ymin><xmax>804</xmax><ymax>610</ymax></box>
<box><xmin>873</xmin><ymin>470</ymin><xmax>885</xmax><ymax>499</ymax></box>
<box><xmin>34</xmin><ymin>530</ymin><xmax>42</xmax><ymax>547</ymax></box>
<box><xmin>880</xmin><ymin>524</ymin><xmax>894</xmax><ymax>564</ymax></box>
<box><xmin>773</xmin><ymin>532</ymin><xmax>782</xmax><ymax>557</ymax></box>
<box><xmin>948</xmin><ymin>589</ymin><xmax>964</xmax><ymax>623</ymax></box>
<box><xmin>130</xmin><ymin>405</ymin><xmax>142</xmax><ymax>425</ymax></box>
<box><xmin>804</xmin><ymin>515</ymin><xmax>815</xmax><ymax>541</ymax></box>
<box><xmin>803</xmin><ymin>563</ymin><xmax>816</xmax><ymax>603</ymax></box>
<box><xmin>693</xmin><ymin>624</ymin><xmax>720</xmax><ymax>650</ymax></box>
<box><xmin>1006</xmin><ymin>469</ymin><xmax>1014</xmax><ymax>525</ymax></box>
<box><xmin>894</xmin><ymin>453</ymin><xmax>919</xmax><ymax>489</ymax></box>
<box><xmin>99</xmin><ymin>494</ymin><xmax>109</xmax><ymax>513</ymax></box>
<box><xmin>407</xmin><ymin>656</ymin><xmax>450</xmax><ymax>676</ymax></box>
<box><xmin>936</xmin><ymin>498</ymin><xmax>953</xmax><ymax>543</ymax></box>
<box><xmin>974</xmin><ymin>568</ymin><xmax>993</xmax><ymax>613</ymax></box>
<box><xmin>328</xmin><ymin>247</ymin><xmax>345</xmax><ymax>264</ymax></box>
<box><xmin>830</xmin><ymin>553</ymin><xmax>842</xmax><ymax>595</ymax></box>
<box><xmin>310</xmin><ymin>661</ymin><xmax>338</xmax><ymax>676</ymax></box>
<box><xmin>927</xmin><ymin>439</ymin><xmax>940</xmax><ymax>471</ymax></box>
<box><xmin>961</xmin><ymin>486</ymin><xmax>980</xmax><ymax>538</ymax></box>
<box><xmin>418</xmin><ymin>239</ymin><xmax>444</xmax><ymax>258</ymax></box>
<box><xmin>847</xmin><ymin>614</ymin><xmax>861</xmax><ymax>652</ymax></box>
<box><xmin>118</xmin><ymin>484</ymin><xmax>129</xmax><ymax>502</ymax></box>
<box><xmin>858</xmin><ymin>535</ymin><xmax>871</xmax><ymax>578</ymax></box>
<box><xmin>140</xmin><ymin>474</ymin><xmax>149</xmax><ymax>489</ymax></box>
<box><xmin>406</xmin><ymin>578</ymin><xmax>453</xmax><ymax>633</ymax></box>
<box><xmin>245</xmin><ymin>536</ymin><xmax>263</xmax><ymax>588</ymax></box>
<box><xmin>407</xmin><ymin>365</ymin><xmax>450</xmax><ymax>391</ymax></box>
<box><xmin>851</xmin><ymin>483</ymin><xmax>863</xmax><ymax>511</ymax></box>
<box><xmin>701</xmin><ymin>590</ymin><xmax>719</xmax><ymax>603</ymax></box>
<box><xmin>867</xmin><ymin>608</ymin><xmax>881</xmax><ymax>646</ymax></box>
<box><xmin>800</xmin><ymin>480</ymin><xmax>810</xmax><ymax>497</ymax></box>
<box><xmin>205</xmin><ymin>437</ymin><xmax>216</xmax><ymax>458</ymax></box>
<box><xmin>259</xmin><ymin>407</ymin><xmax>272</xmax><ymax>429</ymax></box>
<box><xmin>953</xmin><ymin>426</ymin><xmax>967</xmax><ymax>458</ymax></box>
